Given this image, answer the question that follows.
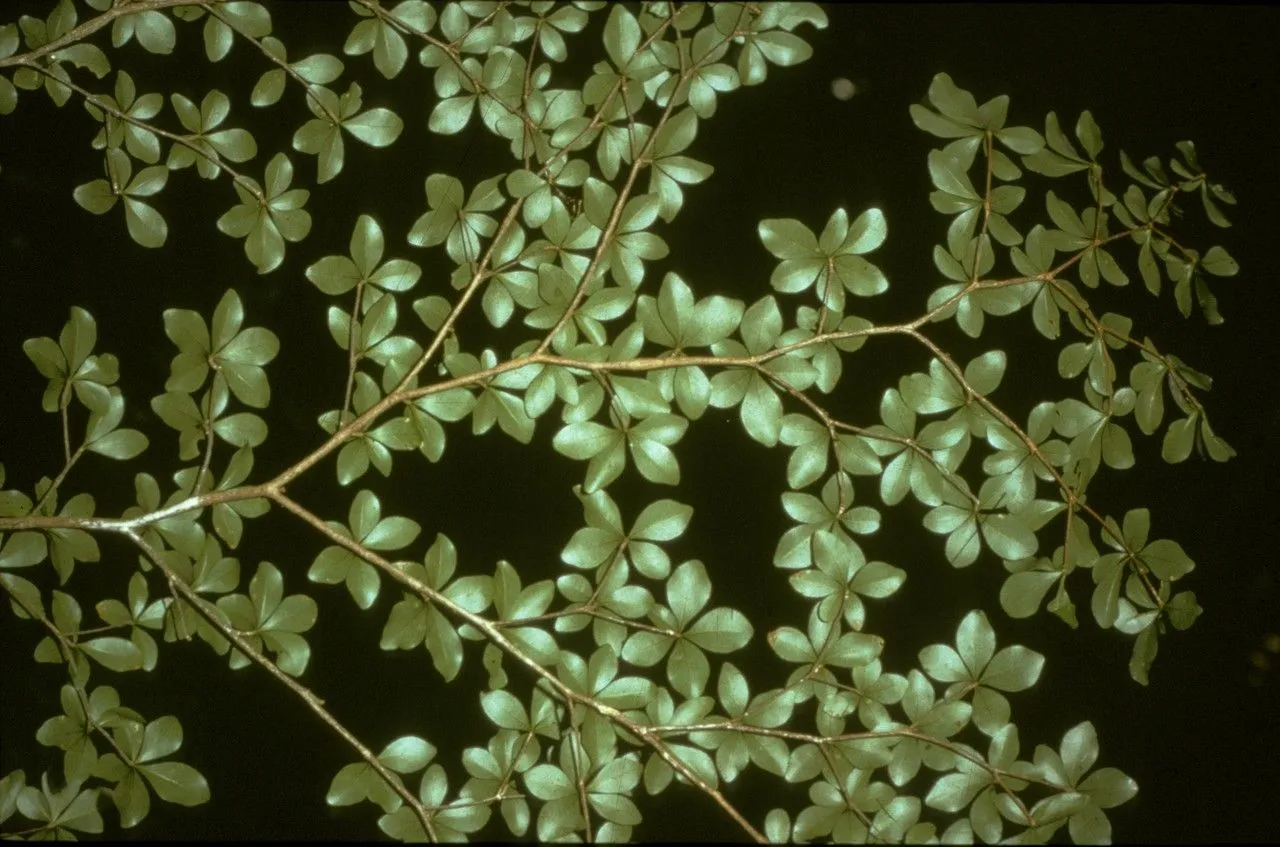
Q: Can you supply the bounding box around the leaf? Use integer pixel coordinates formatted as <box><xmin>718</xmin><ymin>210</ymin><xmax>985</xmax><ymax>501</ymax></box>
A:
<box><xmin>0</xmin><ymin>532</ymin><xmax>49</xmax><ymax>569</ymax></box>
<box><xmin>1161</xmin><ymin>416</ymin><xmax>1196</xmax><ymax>463</ymax></box>
<box><xmin>667</xmin><ymin>559</ymin><xmax>711</xmax><ymax>625</ymax></box>
<box><xmin>1140</xmin><ymin>539</ymin><xmax>1194</xmax><ymax>581</ymax></box>
<box><xmin>759</xmin><ymin>217</ymin><xmax>818</xmax><ymax>261</ymax></box>
<box><xmin>378</xmin><ymin>736</ymin><xmax>435</xmax><ymax>774</ymax></box>
<box><xmin>80</xmin><ymin>637</ymin><xmax>144</xmax><ymax>671</ymax></box>
<box><xmin>603</xmin><ymin>3</ymin><xmax>640</xmax><ymax>71</ymax></box>
<box><xmin>88</xmin><ymin>428</ymin><xmax>149</xmax><ymax>460</ymax></box>
<box><xmin>481</xmin><ymin>689</ymin><xmax>529</xmax><ymax>731</ymax></box>
<box><xmin>345</xmin><ymin>107</ymin><xmax>403</xmax><ymax>147</ymax></box>
<box><xmin>980</xmin><ymin>513</ymin><xmax>1038</xmax><ymax>561</ymax></box>
<box><xmin>1000</xmin><ymin>570</ymin><xmax>1059</xmax><ymax>618</ymax></box>
<box><xmin>926</xmin><ymin>771</ymin><xmax>988</xmax><ymax>813</ymax></box>
<box><xmin>686</xmin><ymin>607</ymin><xmax>753</xmax><ymax>654</ymax></box>
<box><xmin>123</xmin><ymin>197</ymin><xmax>167</xmax><ymax>248</ymax></box>
<box><xmin>630</xmin><ymin>500</ymin><xmax>693</xmax><ymax>542</ymax></box>
<box><xmin>1200</xmin><ymin>245</ymin><xmax>1237</xmax><ymax>277</ymax></box>
<box><xmin>982</xmin><ymin>645</ymin><xmax>1044</xmax><ymax>692</ymax></box>
<box><xmin>739</xmin><ymin>377</ymin><xmax>782</xmax><ymax>447</ymax></box>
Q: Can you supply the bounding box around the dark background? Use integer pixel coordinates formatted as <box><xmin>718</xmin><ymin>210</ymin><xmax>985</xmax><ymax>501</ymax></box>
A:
<box><xmin>2</xmin><ymin>2</ymin><xmax>1277</xmax><ymax>841</ymax></box>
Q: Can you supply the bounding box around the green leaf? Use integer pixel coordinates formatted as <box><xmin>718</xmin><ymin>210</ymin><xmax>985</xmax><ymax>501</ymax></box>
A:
<box><xmin>88</xmin><ymin>428</ymin><xmax>147</xmax><ymax>460</ymax></box>
<box><xmin>1</xmin><ymin>531</ymin><xmax>50</xmax><ymax>569</ymax></box>
<box><xmin>80</xmin><ymin>637</ymin><xmax>144</xmax><ymax>671</ymax></box>
<box><xmin>1000</xmin><ymin>569</ymin><xmax>1059</xmax><ymax>618</ymax></box>
<box><xmin>739</xmin><ymin>377</ymin><xmax>782</xmax><ymax>447</ymax></box>
<box><xmin>140</xmin><ymin>761</ymin><xmax>210</xmax><ymax>806</ymax></box>
<box><xmin>1129</xmin><ymin>627</ymin><xmax>1158</xmax><ymax>684</ymax></box>
<box><xmin>553</xmin><ymin>421</ymin><xmax>615</xmax><ymax>462</ymax></box>
<box><xmin>629</xmin><ymin>414</ymin><xmax>687</xmax><ymax>485</ymax></box>
<box><xmin>1161</xmin><ymin>416</ymin><xmax>1196</xmax><ymax>463</ymax></box>
<box><xmin>759</xmin><ymin>217</ymin><xmax>818</xmax><ymax>261</ymax></box>
<box><xmin>1140</xmin><ymin>539</ymin><xmax>1194</xmax><ymax>581</ymax></box>
<box><xmin>630</xmin><ymin>500</ymin><xmax>693</xmax><ymax>541</ymax></box>
<box><xmin>982</xmin><ymin>644</ymin><xmax>1044</xmax><ymax>692</ymax></box>
<box><xmin>926</xmin><ymin>771</ymin><xmax>988</xmax><ymax>813</ymax></box>
<box><xmin>1166</xmin><ymin>590</ymin><xmax>1202</xmax><ymax>630</ymax></box>
<box><xmin>345</xmin><ymin>107</ymin><xmax>403</xmax><ymax>147</ymax></box>
<box><xmin>686</xmin><ymin>607</ymin><xmax>753</xmax><ymax>654</ymax></box>
<box><xmin>123</xmin><ymin>197</ymin><xmax>167</xmax><ymax>247</ymax></box>
<box><xmin>518</xmin><ymin>757</ymin><xmax>588</xmax><ymax>814</ymax></box>
<box><xmin>428</xmin><ymin>95</ymin><xmax>474</xmax><ymax>134</ymax></box>
<box><xmin>378</xmin><ymin>735</ymin><xmax>435</xmax><ymax>773</ymax></box>
<box><xmin>292</xmin><ymin>53</ymin><xmax>344</xmax><ymax>85</ymax></box>
<box><xmin>481</xmin><ymin>689</ymin><xmax>529</xmax><ymax>731</ymax></box>
<box><xmin>1200</xmin><ymin>245</ymin><xmax>1238</xmax><ymax>277</ymax></box>
<box><xmin>980</xmin><ymin>513</ymin><xmax>1038</xmax><ymax>561</ymax></box>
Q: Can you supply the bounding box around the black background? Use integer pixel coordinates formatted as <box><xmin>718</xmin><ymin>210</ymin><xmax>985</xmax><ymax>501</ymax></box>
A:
<box><xmin>2</xmin><ymin>2</ymin><xmax>1278</xmax><ymax>842</ymax></box>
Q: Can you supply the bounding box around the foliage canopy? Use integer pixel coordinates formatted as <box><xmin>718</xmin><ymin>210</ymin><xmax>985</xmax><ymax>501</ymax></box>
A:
<box><xmin>0</xmin><ymin>0</ymin><xmax>1244</xmax><ymax>842</ymax></box>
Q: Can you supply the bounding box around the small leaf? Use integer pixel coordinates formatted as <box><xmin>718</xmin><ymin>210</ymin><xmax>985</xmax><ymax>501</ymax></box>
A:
<box><xmin>631</xmin><ymin>500</ymin><xmax>692</xmax><ymax>541</ymax></box>
<box><xmin>345</xmin><ymin>107</ymin><xmax>403</xmax><ymax>147</ymax></box>
<box><xmin>140</xmin><ymin>762</ymin><xmax>210</xmax><ymax>805</ymax></box>
<box><xmin>81</xmin><ymin>637</ymin><xmax>144</xmax><ymax>671</ymax></box>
